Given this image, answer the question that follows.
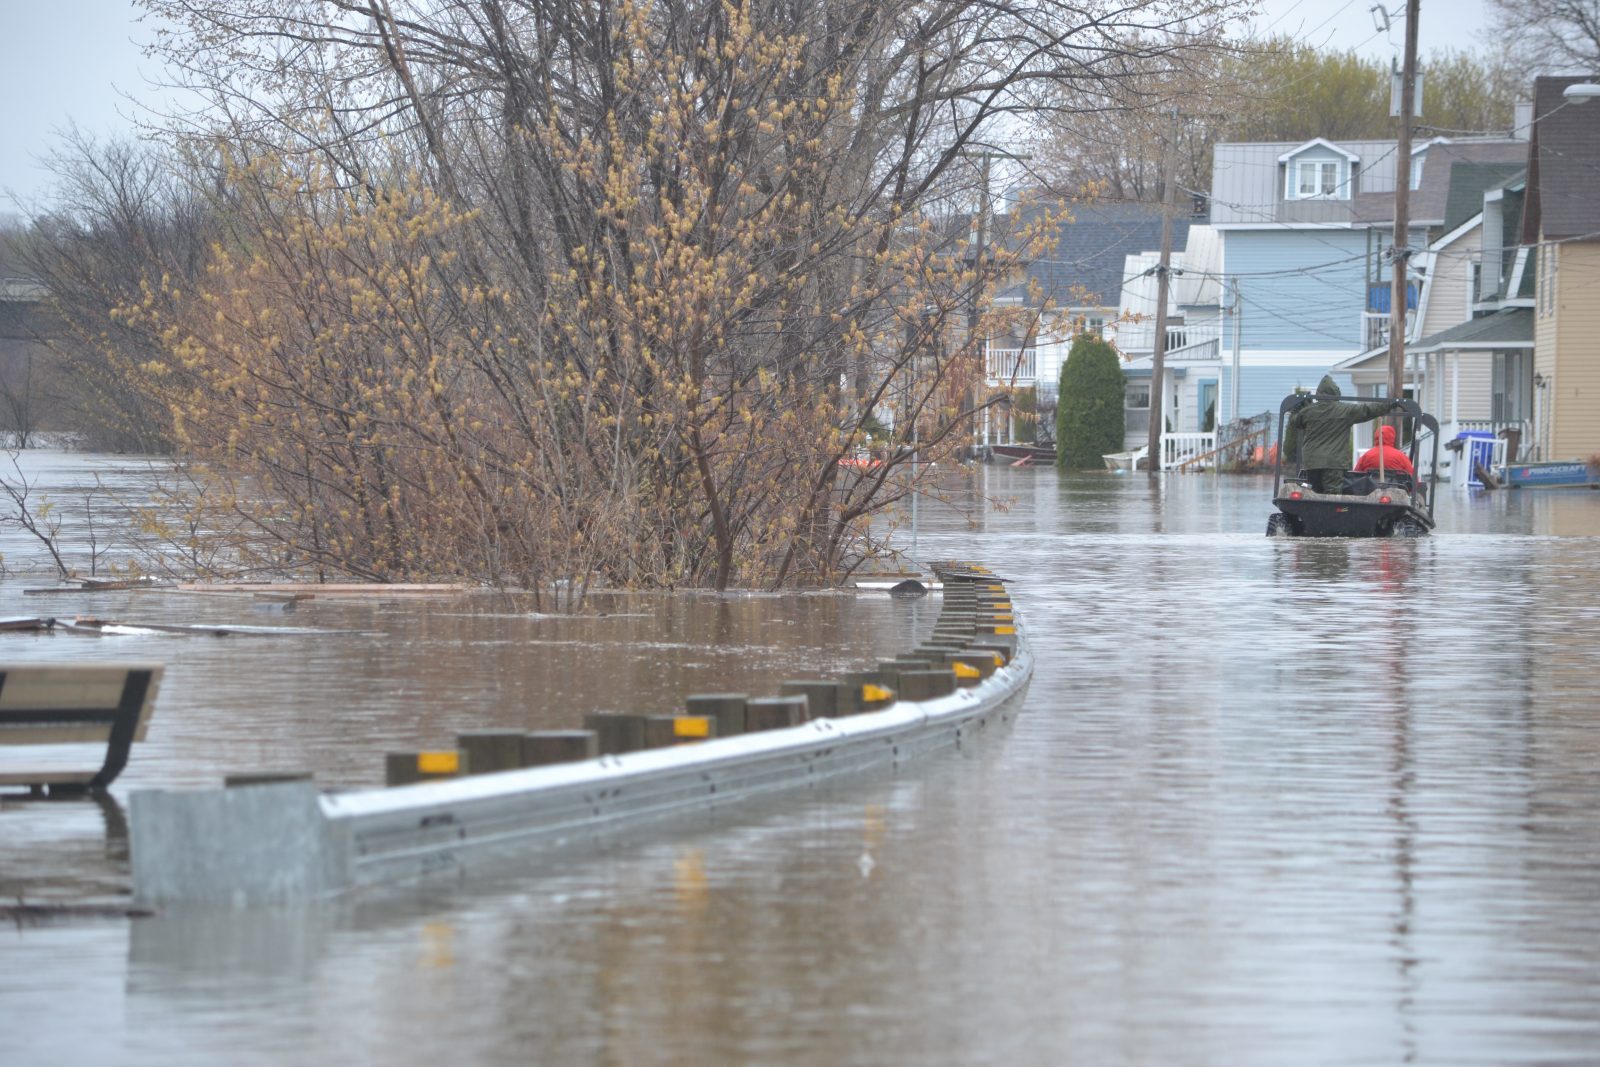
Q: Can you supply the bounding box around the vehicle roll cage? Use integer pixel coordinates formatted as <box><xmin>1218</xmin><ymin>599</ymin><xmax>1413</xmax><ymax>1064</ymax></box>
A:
<box><xmin>1273</xmin><ymin>394</ymin><xmax>1441</xmax><ymax>518</ymax></box>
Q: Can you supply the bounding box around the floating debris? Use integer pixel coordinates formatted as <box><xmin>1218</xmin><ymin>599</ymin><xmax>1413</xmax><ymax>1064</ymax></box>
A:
<box><xmin>0</xmin><ymin>616</ymin><xmax>372</xmax><ymax>638</ymax></box>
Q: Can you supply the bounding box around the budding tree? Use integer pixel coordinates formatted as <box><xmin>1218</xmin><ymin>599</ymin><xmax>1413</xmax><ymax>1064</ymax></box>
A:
<box><xmin>55</xmin><ymin>0</ymin><xmax>1238</xmax><ymax>596</ymax></box>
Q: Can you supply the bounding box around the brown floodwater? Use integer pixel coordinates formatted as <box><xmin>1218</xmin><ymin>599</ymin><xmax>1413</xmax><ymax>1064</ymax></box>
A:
<box><xmin>4</xmin><ymin>451</ymin><xmax>1600</xmax><ymax>1066</ymax></box>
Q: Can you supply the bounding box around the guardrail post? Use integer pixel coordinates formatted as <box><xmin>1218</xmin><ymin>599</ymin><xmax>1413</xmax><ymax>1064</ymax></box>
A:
<box><xmin>386</xmin><ymin>750</ymin><xmax>465</xmax><ymax>786</ymax></box>
<box><xmin>685</xmin><ymin>693</ymin><xmax>748</xmax><ymax>738</ymax></box>
<box><xmin>583</xmin><ymin>712</ymin><xmax>650</xmax><ymax>754</ymax></box>
<box><xmin>779</xmin><ymin>680</ymin><xmax>840</xmax><ymax>718</ymax></box>
<box><xmin>522</xmin><ymin>730</ymin><xmax>598</xmax><ymax>766</ymax></box>
<box><xmin>457</xmin><ymin>730</ymin><xmax>524</xmax><ymax>774</ymax></box>
<box><xmin>643</xmin><ymin>714</ymin><xmax>716</xmax><ymax>748</ymax></box>
<box><xmin>745</xmin><ymin>694</ymin><xmax>808</xmax><ymax>730</ymax></box>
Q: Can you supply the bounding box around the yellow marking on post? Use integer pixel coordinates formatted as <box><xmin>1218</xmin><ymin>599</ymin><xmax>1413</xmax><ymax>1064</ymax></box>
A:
<box><xmin>417</xmin><ymin>751</ymin><xmax>459</xmax><ymax>775</ymax></box>
<box><xmin>993</xmin><ymin>625</ymin><xmax>1017</xmax><ymax>635</ymax></box>
<box><xmin>862</xmin><ymin>683</ymin><xmax>895</xmax><ymax>702</ymax></box>
<box><xmin>674</xmin><ymin>716</ymin><xmax>711</xmax><ymax>739</ymax></box>
<box><xmin>990</xmin><ymin>652</ymin><xmax>1005</xmax><ymax>666</ymax></box>
<box><xmin>990</xmin><ymin>614</ymin><xmax>1014</xmax><ymax>623</ymax></box>
<box><xmin>951</xmin><ymin>661</ymin><xmax>981</xmax><ymax>679</ymax></box>
<box><xmin>985</xmin><ymin>584</ymin><xmax>1005</xmax><ymax>591</ymax></box>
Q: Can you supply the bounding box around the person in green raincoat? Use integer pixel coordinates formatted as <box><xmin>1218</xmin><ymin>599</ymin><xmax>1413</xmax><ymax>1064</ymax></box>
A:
<box><xmin>1282</xmin><ymin>375</ymin><xmax>1404</xmax><ymax>493</ymax></box>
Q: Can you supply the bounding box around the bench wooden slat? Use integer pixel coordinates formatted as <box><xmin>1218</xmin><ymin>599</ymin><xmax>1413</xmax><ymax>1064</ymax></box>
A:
<box><xmin>0</xmin><ymin>663</ymin><xmax>163</xmax><ymax>792</ymax></box>
<box><xmin>0</xmin><ymin>663</ymin><xmax>162</xmax><ymax>744</ymax></box>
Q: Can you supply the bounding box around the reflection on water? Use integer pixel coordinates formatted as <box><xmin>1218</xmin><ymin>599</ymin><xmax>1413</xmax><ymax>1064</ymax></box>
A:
<box><xmin>6</xmin><ymin>458</ymin><xmax>1600</xmax><ymax>1065</ymax></box>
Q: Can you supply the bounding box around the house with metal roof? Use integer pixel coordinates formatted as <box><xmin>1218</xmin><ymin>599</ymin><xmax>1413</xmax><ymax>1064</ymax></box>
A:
<box><xmin>1207</xmin><ymin>133</ymin><xmax>1528</xmax><ymax>443</ymax></box>
<box><xmin>980</xmin><ymin>199</ymin><xmax>1205</xmax><ymax>452</ymax></box>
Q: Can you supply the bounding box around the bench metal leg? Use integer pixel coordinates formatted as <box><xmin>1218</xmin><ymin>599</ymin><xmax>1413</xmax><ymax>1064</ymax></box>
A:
<box><xmin>87</xmin><ymin>670</ymin><xmax>153</xmax><ymax>791</ymax></box>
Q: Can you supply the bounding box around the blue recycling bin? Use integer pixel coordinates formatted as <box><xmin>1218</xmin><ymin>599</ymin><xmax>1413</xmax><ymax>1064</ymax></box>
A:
<box><xmin>1454</xmin><ymin>430</ymin><xmax>1497</xmax><ymax>488</ymax></box>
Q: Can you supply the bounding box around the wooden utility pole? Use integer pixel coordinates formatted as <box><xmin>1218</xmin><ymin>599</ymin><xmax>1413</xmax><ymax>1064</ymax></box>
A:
<box><xmin>1146</xmin><ymin>109</ymin><xmax>1181</xmax><ymax>473</ymax></box>
<box><xmin>1388</xmin><ymin>0</ymin><xmax>1421</xmax><ymax>401</ymax></box>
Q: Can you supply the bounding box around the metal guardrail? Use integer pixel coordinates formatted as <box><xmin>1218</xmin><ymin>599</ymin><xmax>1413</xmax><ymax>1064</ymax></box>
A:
<box><xmin>129</xmin><ymin>573</ymin><xmax>1034</xmax><ymax>908</ymax></box>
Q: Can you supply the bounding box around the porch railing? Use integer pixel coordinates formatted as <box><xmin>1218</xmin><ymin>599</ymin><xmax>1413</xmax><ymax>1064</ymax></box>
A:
<box><xmin>1160</xmin><ymin>432</ymin><xmax>1216</xmax><ymax>470</ymax></box>
<box><xmin>985</xmin><ymin>347</ymin><xmax>1036</xmax><ymax>385</ymax></box>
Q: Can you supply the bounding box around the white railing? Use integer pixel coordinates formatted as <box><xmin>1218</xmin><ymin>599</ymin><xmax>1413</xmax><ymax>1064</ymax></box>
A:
<box><xmin>985</xmin><ymin>347</ymin><xmax>1036</xmax><ymax>384</ymax></box>
<box><xmin>1160</xmin><ymin>432</ymin><xmax>1217</xmax><ymax>470</ymax></box>
<box><xmin>1165</xmin><ymin>338</ymin><xmax>1219</xmax><ymax>363</ymax></box>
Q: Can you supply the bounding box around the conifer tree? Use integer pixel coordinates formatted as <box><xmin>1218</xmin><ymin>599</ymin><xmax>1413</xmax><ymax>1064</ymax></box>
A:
<box><xmin>1055</xmin><ymin>335</ymin><xmax>1126</xmax><ymax>470</ymax></box>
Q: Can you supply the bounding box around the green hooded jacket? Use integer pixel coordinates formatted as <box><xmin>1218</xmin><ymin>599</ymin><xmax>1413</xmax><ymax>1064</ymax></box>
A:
<box><xmin>1282</xmin><ymin>375</ymin><xmax>1396</xmax><ymax>471</ymax></box>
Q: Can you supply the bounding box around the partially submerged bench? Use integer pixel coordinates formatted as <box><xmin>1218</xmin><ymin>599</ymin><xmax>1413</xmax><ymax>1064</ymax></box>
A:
<box><xmin>0</xmin><ymin>663</ymin><xmax>163</xmax><ymax>795</ymax></box>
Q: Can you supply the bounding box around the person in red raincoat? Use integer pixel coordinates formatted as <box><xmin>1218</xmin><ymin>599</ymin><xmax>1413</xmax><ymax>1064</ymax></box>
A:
<box><xmin>1355</xmin><ymin>423</ymin><xmax>1416</xmax><ymax>484</ymax></box>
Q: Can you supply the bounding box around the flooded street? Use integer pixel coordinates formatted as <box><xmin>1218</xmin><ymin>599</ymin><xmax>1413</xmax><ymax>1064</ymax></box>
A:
<box><xmin>6</xmin><ymin>453</ymin><xmax>1600</xmax><ymax>1065</ymax></box>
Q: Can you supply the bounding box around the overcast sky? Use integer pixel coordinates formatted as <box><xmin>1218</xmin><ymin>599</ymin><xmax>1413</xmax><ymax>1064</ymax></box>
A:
<box><xmin>1</xmin><ymin>0</ymin><xmax>1499</xmax><ymax>212</ymax></box>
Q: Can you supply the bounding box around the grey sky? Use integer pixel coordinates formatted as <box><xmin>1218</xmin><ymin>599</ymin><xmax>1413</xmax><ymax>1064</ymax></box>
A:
<box><xmin>1249</xmin><ymin>0</ymin><xmax>1495</xmax><ymax>57</ymax></box>
<box><xmin>0</xmin><ymin>1</ymin><xmax>167</xmax><ymax>212</ymax></box>
<box><xmin>1</xmin><ymin>0</ymin><xmax>1498</xmax><ymax>211</ymax></box>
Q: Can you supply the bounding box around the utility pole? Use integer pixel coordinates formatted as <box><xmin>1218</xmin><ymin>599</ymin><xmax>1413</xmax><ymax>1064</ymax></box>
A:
<box><xmin>1230</xmin><ymin>276</ymin><xmax>1242</xmax><ymax>425</ymax></box>
<box><xmin>1146</xmin><ymin>109</ymin><xmax>1181</xmax><ymax>473</ymax></box>
<box><xmin>1388</xmin><ymin>0</ymin><xmax>1421</xmax><ymax>402</ymax></box>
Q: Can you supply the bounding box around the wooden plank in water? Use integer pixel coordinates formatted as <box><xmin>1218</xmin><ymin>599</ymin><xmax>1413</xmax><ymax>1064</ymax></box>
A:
<box><xmin>178</xmin><ymin>582</ymin><xmax>471</xmax><ymax>596</ymax></box>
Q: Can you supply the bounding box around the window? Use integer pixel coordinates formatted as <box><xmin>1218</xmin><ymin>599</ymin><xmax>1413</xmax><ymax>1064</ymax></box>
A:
<box><xmin>1409</xmin><ymin>154</ymin><xmax>1424</xmax><ymax>190</ymax></box>
<box><xmin>1297</xmin><ymin>160</ymin><xmax>1340</xmax><ymax>199</ymax></box>
<box><xmin>1125</xmin><ymin>382</ymin><xmax>1150</xmax><ymax>435</ymax></box>
<box><xmin>1539</xmin><ymin>243</ymin><xmax>1558</xmax><ymax>316</ymax></box>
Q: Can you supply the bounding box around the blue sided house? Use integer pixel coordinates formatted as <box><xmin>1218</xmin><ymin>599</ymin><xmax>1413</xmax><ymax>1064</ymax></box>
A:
<box><xmin>1208</xmin><ymin>135</ymin><xmax>1527</xmax><ymax>434</ymax></box>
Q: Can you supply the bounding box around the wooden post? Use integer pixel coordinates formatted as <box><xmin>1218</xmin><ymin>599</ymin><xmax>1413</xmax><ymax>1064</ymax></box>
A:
<box><xmin>898</xmin><ymin>669</ymin><xmax>956</xmax><ymax>701</ymax></box>
<box><xmin>583</xmin><ymin>712</ymin><xmax>649</xmax><ymax>755</ymax></box>
<box><xmin>643</xmin><ymin>714</ymin><xmax>717</xmax><ymax>748</ymax></box>
<box><xmin>779</xmin><ymin>680</ymin><xmax>841</xmax><ymax>718</ymax></box>
<box><xmin>457</xmin><ymin>730</ymin><xmax>525</xmax><ymax>774</ymax></box>
<box><xmin>1389</xmin><ymin>0</ymin><xmax>1421</xmax><ymax>403</ymax></box>
<box><xmin>686</xmin><ymin>693</ymin><xmax>749</xmax><ymax>738</ymax></box>
<box><xmin>386</xmin><ymin>750</ymin><xmax>464</xmax><ymax>786</ymax></box>
<box><xmin>744</xmin><ymin>695</ymin><xmax>808</xmax><ymax>731</ymax></box>
<box><xmin>522</xmin><ymin>730</ymin><xmax>598</xmax><ymax>766</ymax></box>
<box><xmin>1146</xmin><ymin>107</ymin><xmax>1182</xmax><ymax>473</ymax></box>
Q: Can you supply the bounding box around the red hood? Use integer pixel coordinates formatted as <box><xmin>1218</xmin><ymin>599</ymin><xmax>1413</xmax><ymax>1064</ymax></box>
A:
<box><xmin>1376</xmin><ymin>425</ymin><xmax>1399</xmax><ymax>447</ymax></box>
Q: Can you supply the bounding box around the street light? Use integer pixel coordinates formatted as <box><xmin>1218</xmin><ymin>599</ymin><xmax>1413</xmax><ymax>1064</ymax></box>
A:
<box><xmin>1562</xmin><ymin>83</ymin><xmax>1600</xmax><ymax>103</ymax></box>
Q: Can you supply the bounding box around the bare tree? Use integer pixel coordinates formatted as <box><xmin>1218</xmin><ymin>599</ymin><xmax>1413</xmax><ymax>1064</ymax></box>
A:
<box><xmin>30</xmin><ymin>0</ymin><xmax>1240</xmax><ymax>595</ymax></box>
<box><xmin>1484</xmin><ymin>0</ymin><xmax>1600</xmax><ymax>74</ymax></box>
<box><xmin>20</xmin><ymin>132</ymin><xmax>220</xmax><ymax>452</ymax></box>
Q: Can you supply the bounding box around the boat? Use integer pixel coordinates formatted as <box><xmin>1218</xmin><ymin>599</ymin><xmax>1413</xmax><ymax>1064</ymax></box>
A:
<box><xmin>1102</xmin><ymin>446</ymin><xmax>1148</xmax><ymax>471</ymax></box>
<box><xmin>1499</xmin><ymin>460</ymin><xmax>1600</xmax><ymax>489</ymax></box>
<box><xmin>988</xmin><ymin>443</ymin><xmax>1056</xmax><ymax>465</ymax></box>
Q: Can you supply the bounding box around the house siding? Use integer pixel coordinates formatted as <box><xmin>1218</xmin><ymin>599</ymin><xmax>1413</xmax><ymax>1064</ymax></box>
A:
<box><xmin>1551</xmin><ymin>242</ymin><xmax>1600</xmax><ymax>458</ymax></box>
<box><xmin>1420</xmin><ymin>224</ymin><xmax>1480</xmax><ymax>339</ymax></box>
<box><xmin>1425</xmin><ymin>351</ymin><xmax>1493</xmax><ymax>422</ymax></box>
<box><xmin>1221</xmin><ymin>362</ymin><xmax>1353</xmax><ymax>427</ymax></box>
<box><xmin>1228</xmin><ymin>230</ymin><xmax>1369</xmax><ymax>351</ymax></box>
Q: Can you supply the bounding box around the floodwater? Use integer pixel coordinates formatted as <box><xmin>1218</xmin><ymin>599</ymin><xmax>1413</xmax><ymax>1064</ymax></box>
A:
<box><xmin>5</xmin><ymin>451</ymin><xmax>1600</xmax><ymax>1066</ymax></box>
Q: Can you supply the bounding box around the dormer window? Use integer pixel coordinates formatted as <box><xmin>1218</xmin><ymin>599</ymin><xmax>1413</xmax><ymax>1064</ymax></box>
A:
<box><xmin>1410</xmin><ymin>153</ymin><xmax>1424</xmax><ymax>190</ymax></box>
<box><xmin>1278</xmin><ymin>138</ymin><xmax>1359</xmax><ymax>202</ymax></box>
<box><xmin>1298</xmin><ymin>161</ymin><xmax>1340</xmax><ymax>198</ymax></box>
